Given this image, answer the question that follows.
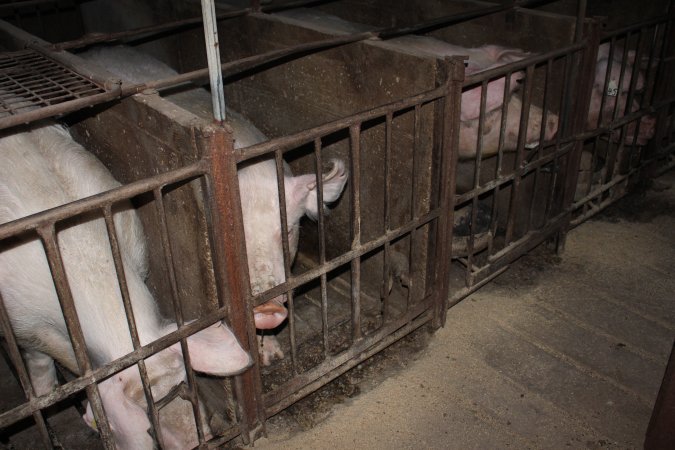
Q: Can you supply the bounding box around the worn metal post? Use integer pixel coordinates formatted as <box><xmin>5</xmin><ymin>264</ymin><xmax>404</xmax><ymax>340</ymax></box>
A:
<box><xmin>556</xmin><ymin>19</ymin><xmax>601</xmax><ymax>253</ymax></box>
<box><xmin>432</xmin><ymin>56</ymin><xmax>464</xmax><ymax>329</ymax></box>
<box><xmin>202</xmin><ymin>126</ymin><xmax>266</xmax><ymax>444</ymax></box>
<box><xmin>200</xmin><ymin>0</ymin><xmax>226</xmax><ymax>124</ymax></box>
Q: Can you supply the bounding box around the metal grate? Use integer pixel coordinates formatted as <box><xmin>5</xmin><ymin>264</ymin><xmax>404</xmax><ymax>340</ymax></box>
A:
<box><xmin>0</xmin><ymin>49</ymin><xmax>117</xmax><ymax>127</ymax></box>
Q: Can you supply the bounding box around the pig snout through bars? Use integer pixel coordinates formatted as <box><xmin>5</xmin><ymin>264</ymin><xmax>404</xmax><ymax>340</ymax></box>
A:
<box><xmin>0</xmin><ymin>122</ymin><xmax>251</xmax><ymax>450</ymax></box>
<box><xmin>79</xmin><ymin>45</ymin><xmax>349</xmax><ymax>365</ymax></box>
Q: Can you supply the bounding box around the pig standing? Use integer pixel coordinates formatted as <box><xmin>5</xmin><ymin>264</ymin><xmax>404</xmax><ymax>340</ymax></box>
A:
<box><xmin>0</xmin><ymin>122</ymin><xmax>251</xmax><ymax>449</ymax></box>
<box><xmin>79</xmin><ymin>45</ymin><xmax>349</xmax><ymax>365</ymax></box>
<box><xmin>588</xmin><ymin>42</ymin><xmax>655</xmax><ymax>145</ymax></box>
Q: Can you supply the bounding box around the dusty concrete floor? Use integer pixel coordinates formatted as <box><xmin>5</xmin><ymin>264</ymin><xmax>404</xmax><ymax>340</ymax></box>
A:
<box><xmin>253</xmin><ymin>169</ymin><xmax>675</xmax><ymax>450</ymax></box>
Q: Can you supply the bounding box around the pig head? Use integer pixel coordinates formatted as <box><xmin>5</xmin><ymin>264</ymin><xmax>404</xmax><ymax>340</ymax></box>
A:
<box><xmin>241</xmin><ymin>158</ymin><xmax>349</xmax><ymax>330</ymax></box>
<box><xmin>459</xmin><ymin>95</ymin><xmax>559</xmax><ymax>160</ymax></box>
<box><xmin>588</xmin><ymin>42</ymin><xmax>655</xmax><ymax>145</ymax></box>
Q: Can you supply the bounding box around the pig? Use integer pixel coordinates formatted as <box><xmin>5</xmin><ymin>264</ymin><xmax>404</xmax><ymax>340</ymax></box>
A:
<box><xmin>0</xmin><ymin>121</ymin><xmax>252</xmax><ymax>449</ymax></box>
<box><xmin>459</xmin><ymin>95</ymin><xmax>559</xmax><ymax>159</ymax></box>
<box><xmin>79</xmin><ymin>45</ymin><xmax>349</xmax><ymax>365</ymax></box>
<box><xmin>588</xmin><ymin>42</ymin><xmax>655</xmax><ymax>145</ymax></box>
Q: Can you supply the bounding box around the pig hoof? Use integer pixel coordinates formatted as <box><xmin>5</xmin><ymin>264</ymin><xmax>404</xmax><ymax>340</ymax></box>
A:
<box><xmin>257</xmin><ymin>335</ymin><xmax>284</xmax><ymax>366</ymax></box>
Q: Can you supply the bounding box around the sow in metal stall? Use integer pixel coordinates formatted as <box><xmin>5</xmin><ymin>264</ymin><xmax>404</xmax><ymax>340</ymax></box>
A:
<box><xmin>0</xmin><ymin>0</ymin><xmax>463</xmax><ymax>446</ymax></box>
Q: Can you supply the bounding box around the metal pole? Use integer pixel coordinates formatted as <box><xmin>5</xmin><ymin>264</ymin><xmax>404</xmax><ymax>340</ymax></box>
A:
<box><xmin>201</xmin><ymin>0</ymin><xmax>226</xmax><ymax>124</ymax></box>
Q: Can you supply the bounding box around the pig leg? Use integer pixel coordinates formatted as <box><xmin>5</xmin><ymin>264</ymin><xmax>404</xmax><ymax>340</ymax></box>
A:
<box><xmin>23</xmin><ymin>349</ymin><xmax>58</xmax><ymax>396</ymax></box>
<box><xmin>256</xmin><ymin>334</ymin><xmax>284</xmax><ymax>366</ymax></box>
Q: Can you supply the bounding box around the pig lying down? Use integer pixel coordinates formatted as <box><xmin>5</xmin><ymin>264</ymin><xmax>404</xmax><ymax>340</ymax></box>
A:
<box><xmin>0</xmin><ymin>122</ymin><xmax>251</xmax><ymax>449</ymax></box>
<box><xmin>79</xmin><ymin>45</ymin><xmax>349</xmax><ymax>365</ymax></box>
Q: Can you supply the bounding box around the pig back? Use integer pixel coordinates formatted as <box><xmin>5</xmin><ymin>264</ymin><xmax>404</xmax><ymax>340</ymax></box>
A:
<box><xmin>0</xmin><ymin>122</ymin><xmax>160</xmax><ymax>369</ymax></box>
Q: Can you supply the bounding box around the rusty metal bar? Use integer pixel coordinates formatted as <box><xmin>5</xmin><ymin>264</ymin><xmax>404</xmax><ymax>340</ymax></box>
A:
<box><xmin>101</xmin><ymin>206</ymin><xmax>165</xmax><ymax>449</ymax></box>
<box><xmin>381</xmin><ymin>112</ymin><xmax>393</xmax><ymax>323</ymax></box>
<box><xmin>433</xmin><ymin>57</ymin><xmax>464</xmax><ymax>327</ymax></box>
<box><xmin>201</xmin><ymin>127</ymin><xmax>264</xmax><ymax>445</ymax></box>
<box><xmin>153</xmin><ymin>187</ymin><xmax>207</xmax><ymax>446</ymax></box>
<box><xmin>349</xmin><ymin>124</ymin><xmax>362</xmax><ymax>341</ymax></box>
<box><xmin>36</xmin><ymin>224</ymin><xmax>116</xmax><ymax>448</ymax></box>
<box><xmin>54</xmin><ymin>10</ymin><xmax>250</xmax><ymax>51</ymax></box>
<box><xmin>504</xmin><ymin>64</ymin><xmax>535</xmax><ymax>245</ymax></box>
<box><xmin>407</xmin><ymin>104</ymin><xmax>421</xmax><ymax>310</ymax></box>
<box><xmin>260</xmin><ymin>0</ymin><xmax>341</xmax><ymax>13</ymax></box>
<box><xmin>312</xmin><ymin>138</ymin><xmax>330</xmax><ymax>358</ymax></box>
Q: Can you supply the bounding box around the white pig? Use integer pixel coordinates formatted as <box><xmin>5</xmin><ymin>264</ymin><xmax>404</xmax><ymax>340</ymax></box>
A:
<box><xmin>588</xmin><ymin>42</ymin><xmax>655</xmax><ymax>145</ymax></box>
<box><xmin>0</xmin><ymin>122</ymin><xmax>251</xmax><ymax>449</ymax></box>
<box><xmin>459</xmin><ymin>95</ymin><xmax>559</xmax><ymax>159</ymax></box>
<box><xmin>79</xmin><ymin>45</ymin><xmax>349</xmax><ymax>365</ymax></box>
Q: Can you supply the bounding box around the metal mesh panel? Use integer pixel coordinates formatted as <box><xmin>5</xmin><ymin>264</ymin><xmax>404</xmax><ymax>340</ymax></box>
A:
<box><xmin>0</xmin><ymin>49</ymin><xmax>110</xmax><ymax>122</ymax></box>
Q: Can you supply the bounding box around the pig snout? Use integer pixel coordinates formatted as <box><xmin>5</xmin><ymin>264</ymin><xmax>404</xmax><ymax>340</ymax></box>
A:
<box><xmin>253</xmin><ymin>296</ymin><xmax>288</xmax><ymax>329</ymax></box>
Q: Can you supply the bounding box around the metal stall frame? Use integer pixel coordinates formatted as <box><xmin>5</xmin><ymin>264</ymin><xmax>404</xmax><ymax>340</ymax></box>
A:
<box><xmin>445</xmin><ymin>36</ymin><xmax>595</xmax><ymax>302</ymax></box>
<box><xmin>227</xmin><ymin>57</ymin><xmax>465</xmax><ymax>439</ymax></box>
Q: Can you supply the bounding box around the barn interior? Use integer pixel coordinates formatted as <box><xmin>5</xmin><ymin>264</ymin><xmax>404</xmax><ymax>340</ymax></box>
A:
<box><xmin>0</xmin><ymin>0</ymin><xmax>673</xmax><ymax>448</ymax></box>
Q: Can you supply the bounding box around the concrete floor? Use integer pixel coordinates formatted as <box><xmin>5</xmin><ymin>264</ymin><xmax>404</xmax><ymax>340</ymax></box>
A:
<box><xmin>253</xmin><ymin>170</ymin><xmax>675</xmax><ymax>450</ymax></box>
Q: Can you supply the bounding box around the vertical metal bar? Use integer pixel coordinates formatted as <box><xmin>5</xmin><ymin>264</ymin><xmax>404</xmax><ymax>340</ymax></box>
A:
<box><xmin>407</xmin><ymin>104</ymin><xmax>421</xmax><ymax>308</ymax></box>
<box><xmin>313</xmin><ymin>138</ymin><xmax>330</xmax><ymax>357</ymax></box>
<box><xmin>381</xmin><ymin>112</ymin><xmax>392</xmax><ymax>323</ymax></box>
<box><xmin>200</xmin><ymin>0</ymin><xmax>226</xmax><ymax>123</ymax></box>
<box><xmin>505</xmin><ymin>64</ymin><xmax>535</xmax><ymax>245</ymax></box>
<box><xmin>153</xmin><ymin>189</ymin><xmax>206</xmax><ymax>445</ymax></box>
<box><xmin>36</xmin><ymin>224</ymin><xmax>115</xmax><ymax>448</ymax></box>
<box><xmin>349</xmin><ymin>124</ymin><xmax>362</xmax><ymax>341</ymax></box>
<box><xmin>102</xmin><ymin>207</ymin><xmax>164</xmax><ymax>449</ymax></box>
<box><xmin>273</xmin><ymin>150</ymin><xmax>297</xmax><ymax>371</ymax></box>
<box><xmin>202</xmin><ymin>128</ymin><xmax>264</xmax><ymax>445</ymax></box>
<box><xmin>558</xmin><ymin>20</ymin><xmax>602</xmax><ymax>252</ymax></box>
<box><xmin>0</xmin><ymin>291</ymin><xmax>53</xmax><ymax>448</ymax></box>
<box><xmin>432</xmin><ymin>57</ymin><xmax>464</xmax><ymax>328</ymax></box>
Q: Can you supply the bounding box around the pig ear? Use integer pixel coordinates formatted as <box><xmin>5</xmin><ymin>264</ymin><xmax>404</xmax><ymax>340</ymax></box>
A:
<box><xmin>289</xmin><ymin>159</ymin><xmax>348</xmax><ymax>220</ymax></box>
<box><xmin>169</xmin><ymin>322</ymin><xmax>252</xmax><ymax>376</ymax></box>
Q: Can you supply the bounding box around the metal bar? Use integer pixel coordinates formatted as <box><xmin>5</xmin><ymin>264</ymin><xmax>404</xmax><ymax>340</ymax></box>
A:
<box><xmin>313</xmin><ymin>138</ymin><xmax>330</xmax><ymax>358</ymax></box>
<box><xmin>54</xmin><ymin>10</ymin><xmax>250</xmax><ymax>51</ymax></box>
<box><xmin>433</xmin><ymin>57</ymin><xmax>464</xmax><ymax>327</ymax></box>
<box><xmin>153</xmin><ymin>188</ymin><xmax>207</xmax><ymax>446</ymax></box>
<box><xmin>505</xmin><ymin>64</ymin><xmax>535</xmax><ymax>245</ymax></box>
<box><xmin>349</xmin><ymin>124</ymin><xmax>362</xmax><ymax>341</ymax></box>
<box><xmin>36</xmin><ymin>224</ymin><xmax>116</xmax><ymax>448</ymax></box>
<box><xmin>201</xmin><ymin>127</ymin><xmax>264</xmax><ymax>445</ymax></box>
<box><xmin>381</xmin><ymin>112</ymin><xmax>393</xmax><ymax>323</ymax></box>
<box><xmin>201</xmin><ymin>0</ymin><xmax>226</xmax><ymax>123</ymax></box>
<box><xmin>102</xmin><ymin>207</ymin><xmax>164</xmax><ymax>449</ymax></box>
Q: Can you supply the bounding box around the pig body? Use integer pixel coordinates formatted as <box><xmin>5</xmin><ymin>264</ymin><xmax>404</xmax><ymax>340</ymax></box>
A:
<box><xmin>0</xmin><ymin>122</ymin><xmax>251</xmax><ymax>449</ymax></box>
<box><xmin>80</xmin><ymin>45</ymin><xmax>348</xmax><ymax>363</ymax></box>
<box><xmin>588</xmin><ymin>42</ymin><xmax>655</xmax><ymax>145</ymax></box>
